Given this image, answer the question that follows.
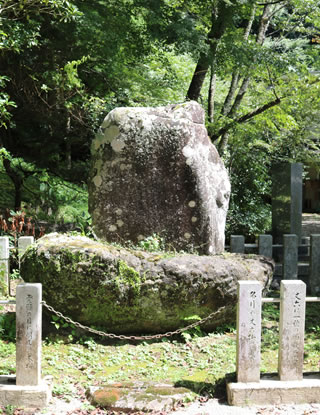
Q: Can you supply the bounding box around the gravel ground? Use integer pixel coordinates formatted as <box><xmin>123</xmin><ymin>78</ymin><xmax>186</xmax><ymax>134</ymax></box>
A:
<box><xmin>23</xmin><ymin>395</ymin><xmax>320</xmax><ymax>415</ymax></box>
<box><xmin>171</xmin><ymin>399</ymin><xmax>320</xmax><ymax>415</ymax></box>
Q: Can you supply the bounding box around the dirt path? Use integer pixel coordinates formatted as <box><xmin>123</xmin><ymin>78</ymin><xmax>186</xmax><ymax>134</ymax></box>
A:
<box><xmin>27</xmin><ymin>395</ymin><xmax>320</xmax><ymax>415</ymax></box>
<box><xmin>302</xmin><ymin>213</ymin><xmax>320</xmax><ymax>237</ymax></box>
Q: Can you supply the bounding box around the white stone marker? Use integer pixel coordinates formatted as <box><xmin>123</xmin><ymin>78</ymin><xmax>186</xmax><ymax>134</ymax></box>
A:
<box><xmin>0</xmin><ymin>236</ymin><xmax>9</xmax><ymax>294</ymax></box>
<box><xmin>278</xmin><ymin>280</ymin><xmax>306</xmax><ymax>381</ymax></box>
<box><xmin>18</xmin><ymin>236</ymin><xmax>34</xmax><ymax>265</ymax></box>
<box><xmin>16</xmin><ymin>283</ymin><xmax>42</xmax><ymax>386</ymax></box>
<box><xmin>237</xmin><ymin>281</ymin><xmax>262</xmax><ymax>383</ymax></box>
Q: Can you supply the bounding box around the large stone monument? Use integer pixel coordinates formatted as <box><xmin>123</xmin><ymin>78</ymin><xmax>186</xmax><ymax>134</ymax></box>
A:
<box><xmin>272</xmin><ymin>162</ymin><xmax>303</xmax><ymax>243</ymax></box>
<box><xmin>88</xmin><ymin>101</ymin><xmax>230</xmax><ymax>254</ymax></box>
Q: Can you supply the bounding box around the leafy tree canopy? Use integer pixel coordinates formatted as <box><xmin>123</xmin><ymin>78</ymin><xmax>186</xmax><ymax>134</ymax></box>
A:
<box><xmin>0</xmin><ymin>0</ymin><xmax>320</xmax><ymax>237</ymax></box>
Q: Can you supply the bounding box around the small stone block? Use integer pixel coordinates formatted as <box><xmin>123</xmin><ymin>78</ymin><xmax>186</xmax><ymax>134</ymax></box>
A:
<box><xmin>227</xmin><ymin>374</ymin><xmax>320</xmax><ymax>406</ymax></box>
<box><xmin>16</xmin><ymin>283</ymin><xmax>42</xmax><ymax>386</ymax></box>
<box><xmin>87</xmin><ymin>382</ymin><xmax>194</xmax><ymax>413</ymax></box>
<box><xmin>278</xmin><ymin>280</ymin><xmax>306</xmax><ymax>381</ymax></box>
<box><xmin>236</xmin><ymin>281</ymin><xmax>262</xmax><ymax>383</ymax></box>
<box><xmin>0</xmin><ymin>375</ymin><xmax>52</xmax><ymax>409</ymax></box>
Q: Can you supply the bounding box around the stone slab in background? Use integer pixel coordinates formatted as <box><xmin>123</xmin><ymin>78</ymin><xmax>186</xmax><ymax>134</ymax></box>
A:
<box><xmin>87</xmin><ymin>382</ymin><xmax>193</xmax><ymax>412</ymax></box>
<box><xmin>89</xmin><ymin>101</ymin><xmax>230</xmax><ymax>255</ymax></box>
<box><xmin>21</xmin><ymin>233</ymin><xmax>274</xmax><ymax>334</ymax></box>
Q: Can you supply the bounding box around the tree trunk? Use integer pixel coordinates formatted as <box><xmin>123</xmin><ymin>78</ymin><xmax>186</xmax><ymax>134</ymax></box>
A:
<box><xmin>186</xmin><ymin>55</ymin><xmax>211</xmax><ymax>101</ymax></box>
<box><xmin>3</xmin><ymin>158</ymin><xmax>23</xmax><ymax>210</ymax></box>
<box><xmin>213</xmin><ymin>3</ymin><xmax>274</xmax><ymax>149</ymax></box>
<box><xmin>220</xmin><ymin>4</ymin><xmax>256</xmax><ymax>117</ymax></box>
<box><xmin>208</xmin><ymin>66</ymin><xmax>217</xmax><ymax>123</ymax></box>
<box><xmin>186</xmin><ymin>2</ymin><xmax>233</xmax><ymax>102</ymax></box>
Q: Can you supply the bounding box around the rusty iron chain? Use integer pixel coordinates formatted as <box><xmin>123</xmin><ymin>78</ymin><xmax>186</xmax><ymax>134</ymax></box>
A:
<box><xmin>41</xmin><ymin>300</ymin><xmax>226</xmax><ymax>341</ymax></box>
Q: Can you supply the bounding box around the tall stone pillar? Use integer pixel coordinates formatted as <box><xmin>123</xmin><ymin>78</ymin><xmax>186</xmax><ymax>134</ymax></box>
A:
<box><xmin>272</xmin><ymin>163</ymin><xmax>303</xmax><ymax>243</ymax></box>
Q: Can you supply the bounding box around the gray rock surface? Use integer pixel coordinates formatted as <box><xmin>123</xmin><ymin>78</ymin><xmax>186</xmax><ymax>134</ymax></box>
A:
<box><xmin>87</xmin><ymin>382</ymin><xmax>193</xmax><ymax>412</ymax></box>
<box><xmin>88</xmin><ymin>101</ymin><xmax>230</xmax><ymax>255</ymax></box>
<box><xmin>20</xmin><ymin>233</ymin><xmax>274</xmax><ymax>334</ymax></box>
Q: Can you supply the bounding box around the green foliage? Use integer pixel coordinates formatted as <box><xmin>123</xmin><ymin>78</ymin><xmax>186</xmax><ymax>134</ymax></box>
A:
<box><xmin>0</xmin><ymin>313</ymin><xmax>16</xmax><ymax>342</ymax></box>
<box><xmin>224</xmin><ymin>140</ymin><xmax>272</xmax><ymax>240</ymax></box>
<box><xmin>0</xmin><ymin>0</ymin><xmax>320</xmax><ymax>238</ymax></box>
<box><xmin>137</xmin><ymin>234</ymin><xmax>166</xmax><ymax>252</ymax></box>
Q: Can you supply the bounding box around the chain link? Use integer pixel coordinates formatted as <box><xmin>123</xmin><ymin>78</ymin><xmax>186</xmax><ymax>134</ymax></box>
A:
<box><xmin>41</xmin><ymin>300</ymin><xmax>226</xmax><ymax>341</ymax></box>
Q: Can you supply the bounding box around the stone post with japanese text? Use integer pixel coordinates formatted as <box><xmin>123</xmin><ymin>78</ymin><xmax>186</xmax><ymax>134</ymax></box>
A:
<box><xmin>278</xmin><ymin>280</ymin><xmax>306</xmax><ymax>381</ymax></box>
<box><xmin>16</xmin><ymin>283</ymin><xmax>42</xmax><ymax>386</ymax></box>
<box><xmin>236</xmin><ymin>281</ymin><xmax>262</xmax><ymax>383</ymax></box>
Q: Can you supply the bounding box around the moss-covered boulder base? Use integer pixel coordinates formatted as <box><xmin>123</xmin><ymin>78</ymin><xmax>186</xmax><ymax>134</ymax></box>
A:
<box><xmin>21</xmin><ymin>233</ymin><xmax>274</xmax><ymax>334</ymax></box>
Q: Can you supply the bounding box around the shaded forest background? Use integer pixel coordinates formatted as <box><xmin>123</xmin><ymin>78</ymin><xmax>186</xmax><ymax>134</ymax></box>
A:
<box><xmin>1</xmin><ymin>0</ymin><xmax>320</xmax><ymax>240</ymax></box>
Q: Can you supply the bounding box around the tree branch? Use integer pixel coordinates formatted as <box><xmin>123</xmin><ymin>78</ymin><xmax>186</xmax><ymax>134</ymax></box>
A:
<box><xmin>212</xmin><ymin>97</ymin><xmax>281</xmax><ymax>142</ymax></box>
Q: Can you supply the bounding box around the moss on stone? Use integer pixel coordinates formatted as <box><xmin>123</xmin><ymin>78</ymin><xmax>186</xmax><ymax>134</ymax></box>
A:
<box><xmin>145</xmin><ymin>386</ymin><xmax>189</xmax><ymax>396</ymax></box>
<box><xmin>93</xmin><ymin>389</ymin><xmax>120</xmax><ymax>407</ymax></box>
<box><xmin>116</xmin><ymin>259</ymin><xmax>143</xmax><ymax>296</ymax></box>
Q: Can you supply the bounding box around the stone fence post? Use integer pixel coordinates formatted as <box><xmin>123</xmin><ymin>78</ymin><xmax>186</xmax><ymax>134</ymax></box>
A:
<box><xmin>16</xmin><ymin>283</ymin><xmax>42</xmax><ymax>386</ymax></box>
<box><xmin>230</xmin><ymin>235</ymin><xmax>245</xmax><ymax>254</ymax></box>
<box><xmin>18</xmin><ymin>236</ymin><xmax>34</xmax><ymax>267</ymax></box>
<box><xmin>278</xmin><ymin>280</ymin><xmax>306</xmax><ymax>381</ymax></box>
<box><xmin>0</xmin><ymin>237</ymin><xmax>9</xmax><ymax>295</ymax></box>
<box><xmin>283</xmin><ymin>234</ymin><xmax>298</xmax><ymax>279</ymax></box>
<box><xmin>310</xmin><ymin>234</ymin><xmax>320</xmax><ymax>295</ymax></box>
<box><xmin>258</xmin><ymin>235</ymin><xmax>272</xmax><ymax>258</ymax></box>
<box><xmin>236</xmin><ymin>281</ymin><xmax>262</xmax><ymax>382</ymax></box>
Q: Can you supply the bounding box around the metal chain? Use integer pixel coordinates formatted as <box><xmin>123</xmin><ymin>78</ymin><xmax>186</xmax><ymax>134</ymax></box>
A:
<box><xmin>41</xmin><ymin>300</ymin><xmax>226</xmax><ymax>341</ymax></box>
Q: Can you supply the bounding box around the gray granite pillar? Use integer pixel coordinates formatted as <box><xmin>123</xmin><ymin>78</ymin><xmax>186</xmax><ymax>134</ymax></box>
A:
<box><xmin>272</xmin><ymin>163</ymin><xmax>302</xmax><ymax>243</ymax></box>
<box><xmin>283</xmin><ymin>234</ymin><xmax>298</xmax><ymax>279</ymax></box>
<box><xmin>236</xmin><ymin>281</ymin><xmax>262</xmax><ymax>383</ymax></box>
<box><xmin>278</xmin><ymin>280</ymin><xmax>306</xmax><ymax>381</ymax></box>
<box><xmin>16</xmin><ymin>283</ymin><xmax>42</xmax><ymax>386</ymax></box>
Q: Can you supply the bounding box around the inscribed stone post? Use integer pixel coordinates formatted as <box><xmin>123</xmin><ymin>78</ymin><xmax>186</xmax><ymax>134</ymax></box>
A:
<box><xmin>278</xmin><ymin>280</ymin><xmax>306</xmax><ymax>381</ymax></box>
<box><xmin>283</xmin><ymin>234</ymin><xmax>298</xmax><ymax>279</ymax></box>
<box><xmin>310</xmin><ymin>234</ymin><xmax>320</xmax><ymax>295</ymax></box>
<box><xmin>0</xmin><ymin>237</ymin><xmax>9</xmax><ymax>295</ymax></box>
<box><xmin>230</xmin><ymin>235</ymin><xmax>245</xmax><ymax>254</ymax></box>
<box><xmin>258</xmin><ymin>235</ymin><xmax>272</xmax><ymax>258</ymax></box>
<box><xmin>236</xmin><ymin>281</ymin><xmax>262</xmax><ymax>383</ymax></box>
<box><xmin>16</xmin><ymin>283</ymin><xmax>42</xmax><ymax>386</ymax></box>
<box><xmin>272</xmin><ymin>163</ymin><xmax>302</xmax><ymax>243</ymax></box>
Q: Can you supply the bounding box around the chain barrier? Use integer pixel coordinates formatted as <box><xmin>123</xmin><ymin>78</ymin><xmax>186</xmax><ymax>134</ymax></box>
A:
<box><xmin>41</xmin><ymin>300</ymin><xmax>226</xmax><ymax>341</ymax></box>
